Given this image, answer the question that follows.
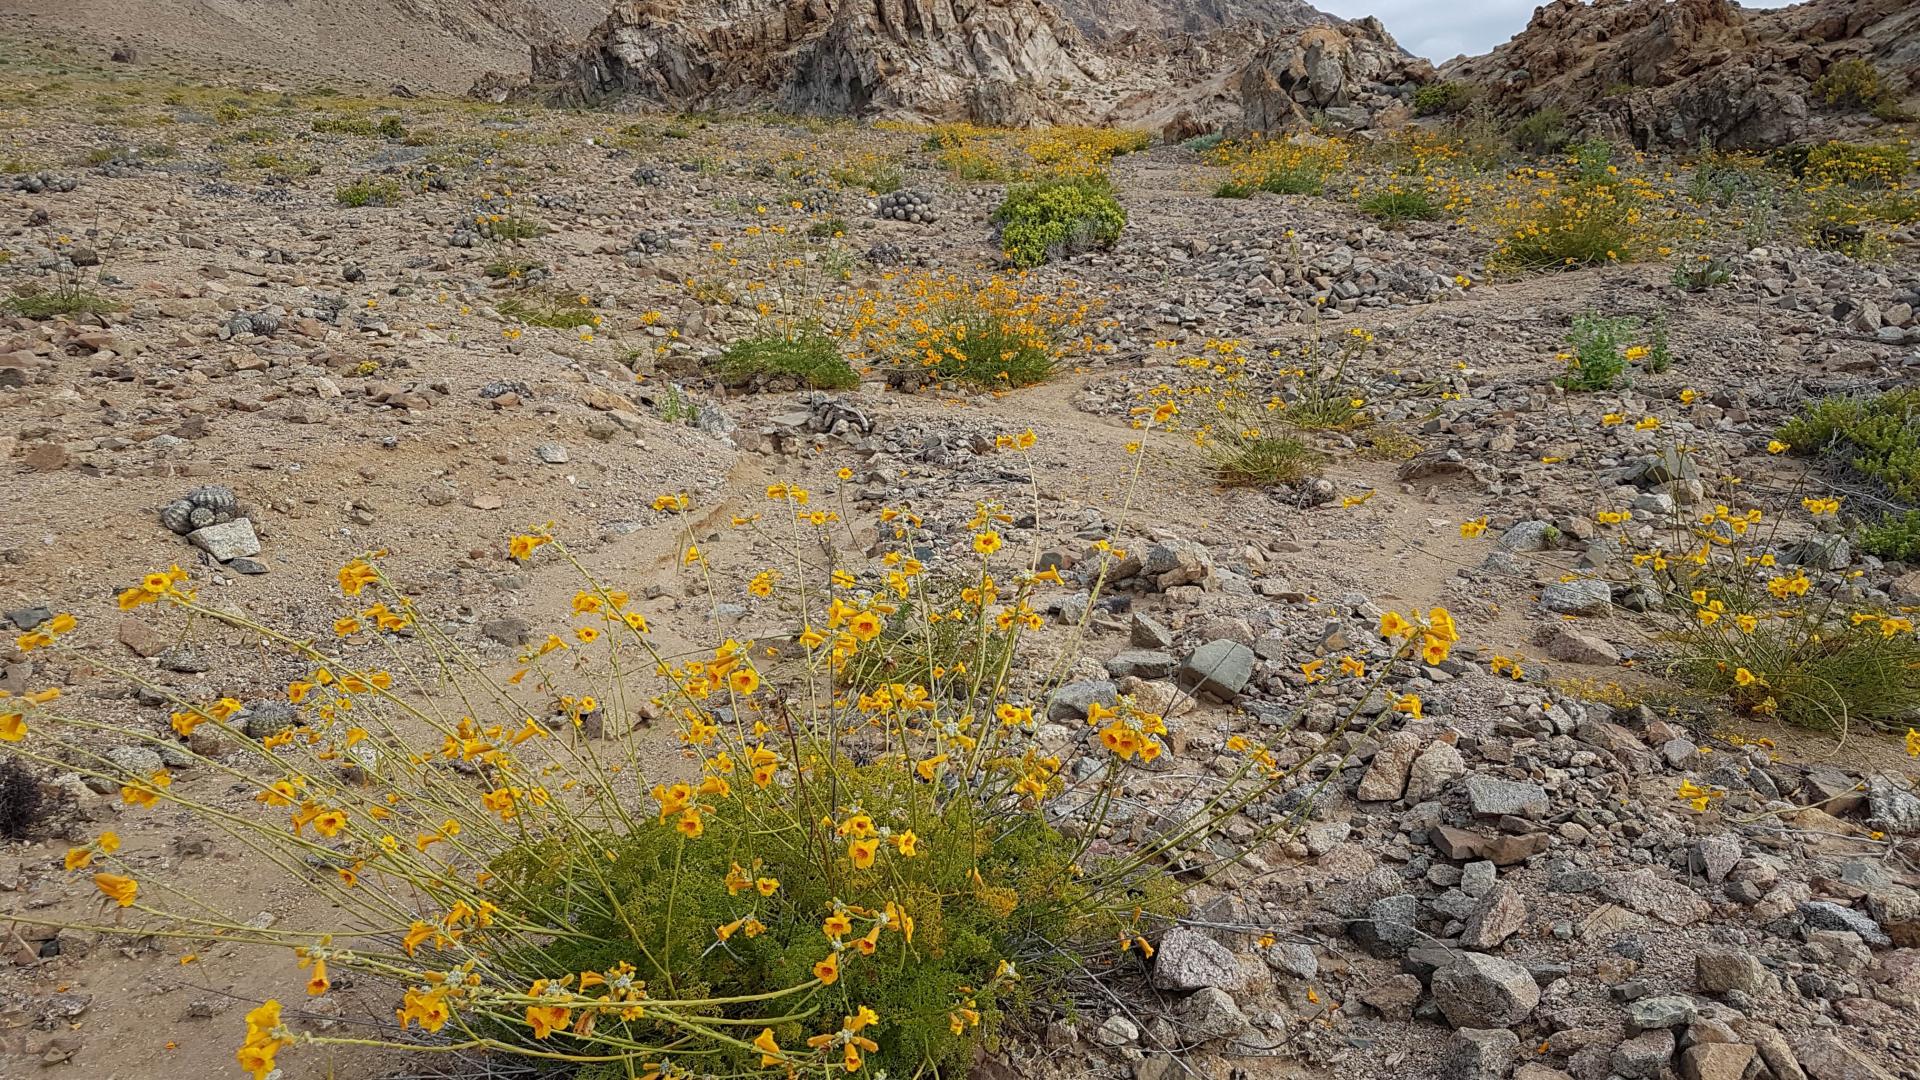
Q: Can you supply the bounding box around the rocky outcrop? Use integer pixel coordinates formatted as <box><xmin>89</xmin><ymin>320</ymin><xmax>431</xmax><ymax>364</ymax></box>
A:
<box><xmin>1047</xmin><ymin>0</ymin><xmax>1335</xmax><ymax>44</ymax></box>
<box><xmin>1238</xmin><ymin>18</ymin><xmax>1430</xmax><ymax>134</ymax></box>
<box><xmin>1440</xmin><ymin>0</ymin><xmax>1920</xmax><ymax>149</ymax></box>
<box><xmin>531</xmin><ymin>0</ymin><xmax>1104</xmax><ymax>123</ymax></box>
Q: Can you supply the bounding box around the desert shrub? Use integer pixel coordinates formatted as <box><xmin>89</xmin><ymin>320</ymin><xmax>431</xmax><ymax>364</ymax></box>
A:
<box><xmin>1860</xmin><ymin>510</ymin><xmax>1920</xmax><ymax>562</ymax></box>
<box><xmin>837</xmin><ymin>578</ymin><xmax>1016</xmax><ymax>692</ymax></box>
<box><xmin>1412</xmin><ymin>81</ymin><xmax>1474</xmax><ymax>117</ymax></box>
<box><xmin>1510</xmin><ymin>106</ymin><xmax>1571</xmax><ymax>155</ymax></box>
<box><xmin>1211</xmin><ymin>135</ymin><xmax>1348</xmax><ymax>197</ymax></box>
<box><xmin>715</xmin><ymin>324</ymin><xmax>859</xmax><ymax>390</ymax></box>
<box><xmin>1811</xmin><ymin>59</ymin><xmax>1898</xmax><ymax>115</ymax></box>
<box><xmin>312</xmin><ymin>115</ymin><xmax>379</xmax><ymax>137</ymax></box>
<box><xmin>806</xmin><ymin>216</ymin><xmax>847</xmax><ymax>239</ymax></box>
<box><xmin>1491</xmin><ymin>159</ymin><xmax>1661</xmax><ymax>269</ymax></box>
<box><xmin>2</xmin><ymin>283</ymin><xmax>117</xmax><ymax>319</ymax></box>
<box><xmin>4</xmin><ymin>476</ymin><xmax>1470</xmax><ymax>1080</ymax></box>
<box><xmin>334</xmin><ymin>178</ymin><xmax>403</xmax><ymax>207</ymax></box>
<box><xmin>1777</xmin><ymin>389</ymin><xmax>1920</xmax><ymax>503</ymax></box>
<box><xmin>845</xmin><ymin>271</ymin><xmax>1097</xmax><ymax>388</ymax></box>
<box><xmin>991</xmin><ymin>175</ymin><xmax>1126</xmax><ymax>268</ymax></box>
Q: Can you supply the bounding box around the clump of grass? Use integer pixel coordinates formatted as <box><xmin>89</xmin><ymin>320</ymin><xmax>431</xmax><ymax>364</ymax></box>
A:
<box><xmin>1671</xmin><ymin>609</ymin><xmax>1920</xmax><ymax>734</ymax></box>
<box><xmin>334</xmin><ymin>178</ymin><xmax>403</xmax><ymax>207</ymax></box>
<box><xmin>313</xmin><ymin>114</ymin><xmax>405</xmax><ymax>139</ymax></box>
<box><xmin>1556</xmin><ymin>314</ymin><xmax>1635</xmax><ymax>391</ymax></box>
<box><xmin>1493</xmin><ymin>146</ymin><xmax>1658</xmax><ymax>269</ymax></box>
<box><xmin>715</xmin><ymin>324</ymin><xmax>858</xmax><ymax>390</ymax></box>
<box><xmin>499</xmin><ymin>290</ymin><xmax>598</xmax><ymax>330</ymax></box>
<box><xmin>990</xmin><ymin>175</ymin><xmax>1126</xmax><ymax>268</ymax></box>
<box><xmin>1777</xmin><ymin>388</ymin><xmax>1920</xmax><ymax>503</ymax></box>
<box><xmin>838</xmin><ymin>579</ymin><xmax>1015</xmax><ymax>692</ymax></box>
<box><xmin>1358</xmin><ymin>186</ymin><xmax>1441</xmax><ymax>226</ymax></box>
<box><xmin>1356</xmin><ymin>428</ymin><xmax>1423</xmax><ymax>462</ymax></box>
<box><xmin>846</xmin><ymin>270</ymin><xmax>1095</xmax><ymax>389</ymax></box>
<box><xmin>806</xmin><ymin>217</ymin><xmax>847</xmax><ymax>239</ymax></box>
<box><xmin>1859</xmin><ymin>510</ymin><xmax>1920</xmax><ymax>562</ymax></box>
<box><xmin>3</xmin><ymin>283</ymin><xmax>117</xmax><ymax>319</ymax></box>
<box><xmin>1208</xmin><ymin>432</ymin><xmax>1323</xmax><ymax>487</ymax></box>
<box><xmin>484</xmin><ymin>257</ymin><xmax>543</xmax><ymax>280</ymax></box>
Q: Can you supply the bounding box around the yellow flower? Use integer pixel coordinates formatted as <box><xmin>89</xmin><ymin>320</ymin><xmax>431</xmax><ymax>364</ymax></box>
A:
<box><xmin>1459</xmin><ymin>517</ymin><xmax>1487</xmax><ymax>538</ymax></box>
<box><xmin>94</xmin><ymin>872</ymin><xmax>138</xmax><ymax>907</ymax></box>
<box><xmin>813</xmin><ymin>952</ymin><xmax>840</xmax><ymax>985</ymax></box>
<box><xmin>728</xmin><ymin>667</ymin><xmax>760</xmax><ymax>694</ymax></box>
<box><xmin>0</xmin><ymin>711</ymin><xmax>25</xmax><ymax>742</ymax></box>
<box><xmin>1393</xmin><ymin>693</ymin><xmax>1422</xmax><ymax>719</ymax></box>
<box><xmin>849</xmin><ymin>837</ymin><xmax>880</xmax><ymax>869</ymax></box>
<box><xmin>1378</xmin><ymin>611</ymin><xmax>1413</xmax><ymax>638</ymax></box>
<box><xmin>973</xmin><ymin>531</ymin><xmax>1002</xmax><ymax>555</ymax></box>
<box><xmin>1733</xmin><ymin>667</ymin><xmax>1758</xmax><ymax>686</ymax></box>
<box><xmin>337</xmin><ymin>560</ymin><xmax>378</xmax><ymax>597</ymax></box>
<box><xmin>525</xmin><ymin>1003</ymin><xmax>570</xmax><ymax>1039</ymax></box>
<box><xmin>754</xmin><ymin>1027</ymin><xmax>786</xmax><ymax>1065</ymax></box>
<box><xmin>1907</xmin><ymin>728</ymin><xmax>1920</xmax><ymax>758</ymax></box>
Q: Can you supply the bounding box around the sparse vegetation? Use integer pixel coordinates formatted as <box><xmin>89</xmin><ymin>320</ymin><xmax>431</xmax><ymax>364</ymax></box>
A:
<box><xmin>1412</xmin><ymin>81</ymin><xmax>1474</xmax><ymax>117</ymax></box>
<box><xmin>3</xmin><ymin>283</ymin><xmax>117</xmax><ymax>319</ymax></box>
<box><xmin>333</xmin><ymin>177</ymin><xmax>403</xmax><ymax>207</ymax></box>
<box><xmin>1777</xmin><ymin>389</ymin><xmax>1920</xmax><ymax>503</ymax></box>
<box><xmin>1509</xmin><ymin>106</ymin><xmax>1571</xmax><ymax>155</ymax></box>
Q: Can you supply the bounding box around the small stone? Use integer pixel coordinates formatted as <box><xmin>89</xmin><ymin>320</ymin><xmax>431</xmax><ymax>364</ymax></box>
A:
<box><xmin>1264</xmin><ymin>940</ymin><xmax>1317</xmax><ymax>979</ymax></box>
<box><xmin>1538</xmin><ymin>578</ymin><xmax>1611</xmax><ymax>615</ymax></box>
<box><xmin>1105</xmin><ymin>650</ymin><xmax>1176</xmax><ymax>680</ymax></box>
<box><xmin>1444</xmin><ymin>1027</ymin><xmax>1521</xmax><ymax>1080</ymax></box>
<box><xmin>1790</xmin><ymin>1034</ymin><xmax>1896</xmax><ymax>1080</ymax></box>
<box><xmin>1151</xmin><ymin>927</ymin><xmax>1239</xmax><ymax>991</ymax></box>
<box><xmin>1179</xmin><ymin>639</ymin><xmax>1254</xmax><ymax>699</ymax></box>
<box><xmin>1047</xmin><ymin>679</ymin><xmax>1118</xmax><ymax>721</ymax></box>
<box><xmin>1464</xmin><ymin>775</ymin><xmax>1549</xmax><ymax>818</ymax></box>
<box><xmin>535</xmin><ymin>442</ymin><xmax>570</xmax><ymax>464</ymax></box>
<box><xmin>1175</xmin><ymin>986</ymin><xmax>1247</xmax><ymax>1043</ymax></box>
<box><xmin>1544</xmin><ymin>626</ymin><xmax>1620</xmax><ymax>665</ymax></box>
<box><xmin>1689</xmin><ymin>835</ymin><xmax>1741</xmax><ymax>883</ymax></box>
<box><xmin>1612</xmin><ymin>1029</ymin><xmax>1677</xmax><ymax>1079</ymax></box>
<box><xmin>481</xmin><ymin>617</ymin><xmax>531</xmax><ymax>647</ymax></box>
<box><xmin>1459</xmin><ymin>883</ymin><xmax>1528</xmax><ymax>951</ymax></box>
<box><xmin>1092</xmin><ymin>1013</ymin><xmax>1139</xmax><ymax>1047</ymax></box>
<box><xmin>1696</xmin><ymin>949</ymin><xmax>1769</xmax><ymax>996</ymax></box>
<box><xmin>1406</xmin><ymin>741</ymin><xmax>1468</xmax><ymax>800</ymax></box>
<box><xmin>1359</xmin><ymin>974</ymin><xmax>1423</xmax><ymax>1021</ymax></box>
<box><xmin>1358</xmin><ymin>730</ymin><xmax>1421</xmax><ymax>801</ymax></box>
<box><xmin>186</xmin><ymin>518</ymin><xmax>261</xmax><ymax>561</ymax></box>
<box><xmin>1625</xmin><ymin>994</ymin><xmax>1697</xmax><ymax>1032</ymax></box>
<box><xmin>1681</xmin><ymin>1043</ymin><xmax>1754</xmax><ymax>1080</ymax></box>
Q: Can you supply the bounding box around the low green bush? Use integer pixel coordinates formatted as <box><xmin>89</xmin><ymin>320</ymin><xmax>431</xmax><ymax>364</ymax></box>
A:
<box><xmin>991</xmin><ymin>175</ymin><xmax>1126</xmax><ymax>268</ymax></box>
<box><xmin>716</xmin><ymin>324</ymin><xmax>859</xmax><ymax>390</ymax></box>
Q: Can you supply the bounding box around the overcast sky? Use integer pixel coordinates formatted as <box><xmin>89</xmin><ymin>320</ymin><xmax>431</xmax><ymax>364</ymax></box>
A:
<box><xmin>1312</xmin><ymin>0</ymin><xmax>1802</xmax><ymax>64</ymax></box>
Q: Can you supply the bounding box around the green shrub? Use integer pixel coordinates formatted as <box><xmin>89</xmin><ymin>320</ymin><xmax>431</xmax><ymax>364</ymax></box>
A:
<box><xmin>1803</xmin><ymin>141</ymin><xmax>1913</xmax><ymax>188</ymax></box>
<box><xmin>1510</xmin><ymin>107</ymin><xmax>1571</xmax><ymax>155</ymax></box>
<box><xmin>1412</xmin><ymin>81</ymin><xmax>1474</xmax><ymax>117</ymax></box>
<box><xmin>991</xmin><ymin>175</ymin><xmax>1126</xmax><ymax>268</ymax></box>
<box><xmin>334</xmin><ymin>178</ymin><xmax>403</xmax><ymax>207</ymax></box>
<box><xmin>715</xmin><ymin>324</ymin><xmax>859</xmax><ymax>390</ymax></box>
<box><xmin>313</xmin><ymin>115</ymin><xmax>379</xmax><ymax>137</ymax></box>
<box><xmin>806</xmin><ymin>217</ymin><xmax>848</xmax><ymax>239</ymax></box>
<box><xmin>1777</xmin><ymin>389</ymin><xmax>1920</xmax><ymax>503</ymax></box>
<box><xmin>1671</xmin><ymin>610</ymin><xmax>1920</xmax><ymax>733</ymax></box>
<box><xmin>922</xmin><ymin>308</ymin><xmax>1056</xmax><ymax>387</ymax></box>
<box><xmin>1556</xmin><ymin>314</ymin><xmax>1638</xmax><ymax>391</ymax></box>
<box><xmin>1860</xmin><ymin>510</ymin><xmax>1920</xmax><ymax>562</ymax></box>
<box><xmin>1671</xmin><ymin>255</ymin><xmax>1732</xmax><ymax>291</ymax></box>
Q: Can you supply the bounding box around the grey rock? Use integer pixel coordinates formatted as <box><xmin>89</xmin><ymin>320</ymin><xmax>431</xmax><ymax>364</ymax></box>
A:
<box><xmin>1406</xmin><ymin>741</ymin><xmax>1468</xmax><ymax>800</ymax></box>
<box><xmin>1625</xmin><ymin>994</ymin><xmax>1697</xmax><ymax>1032</ymax></box>
<box><xmin>1681</xmin><ymin>1043</ymin><xmax>1755</xmax><ymax>1080</ymax></box>
<box><xmin>1105</xmin><ymin>650</ymin><xmax>1176</xmax><ymax>680</ymax></box>
<box><xmin>1092</xmin><ymin>1013</ymin><xmax>1138</xmax><ymax>1047</ymax></box>
<box><xmin>1180</xmin><ymin>639</ymin><xmax>1254</xmax><ymax>699</ymax></box>
<box><xmin>1444</xmin><ymin>1028</ymin><xmax>1520</xmax><ymax>1080</ymax></box>
<box><xmin>1431</xmin><ymin>952</ymin><xmax>1541</xmax><ymax>1028</ymax></box>
<box><xmin>1612</xmin><ymin>1029</ymin><xmax>1677</xmax><ymax>1079</ymax></box>
<box><xmin>1047</xmin><ymin>679</ymin><xmax>1118</xmax><ymax>721</ymax></box>
<box><xmin>535</xmin><ymin>442</ymin><xmax>570</xmax><ymax>464</ymax></box>
<box><xmin>1695</xmin><ymin>949</ymin><xmax>1769</xmax><ymax>996</ymax></box>
<box><xmin>1798</xmin><ymin>901</ymin><xmax>1890</xmax><ymax>947</ymax></box>
<box><xmin>1497</xmin><ymin>520</ymin><xmax>1558</xmax><ymax>552</ymax></box>
<box><xmin>1359</xmin><ymin>973</ymin><xmax>1423</xmax><ymax>1021</ymax></box>
<box><xmin>1689</xmin><ymin>835</ymin><xmax>1740</xmax><ymax>884</ymax></box>
<box><xmin>1459</xmin><ymin>883</ymin><xmax>1528</xmax><ymax>951</ymax></box>
<box><xmin>187</xmin><ymin>518</ymin><xmax>261</xmax><ymax>561</ymax></box>
<box><xmin>1865</xmin><ymin>774</ymin><xmax>1920</xmax><ymax>836</ymax></box>
<box><xmin>103</xmin><ymin>745</ymin><xmax>164</xmax><ymax>777</ymax></box>
<box><xmin>1794</xmin><ymin>533</ymin><xmax>1851</xmax><ymax>570</ymax></box>
<box><xmin>1353</xmin><ymin>893</ymin><xmax>1421</xmax><ymax>957</ymax></box>
<box><xmin>1465</xmin><ymin>775</ymin><xmax>1550</xmax><ymax>818</ymax></box>
<box><xmin>1460</xmin><ymin>860</ymin><xmax>1497</xmax><ymax>899</ymax></box>
<box><xmin>1175</xmin><ymin>986</ymin><xmax>1247</xmax><ymax>1043</ymax></box>
<box><xmin>1264</xmin><ymin>940</ymin><xmax>1318</xmax><ymax>979</ymax></box>
<box><xmin>1152</xmin><ymin>927</ymin><xmax>1239</xmax><ymax>991</ymax></box>
<box><xmin>481</xmin><ymin>616</ymin><xmax>532</xmax><ymax>646</ymax></box>
<box><xmin>1358</xmin><ymin>730</ymin><xmax>1422</xmax><ymax>801</ymax></box>
<box><xmin>1130</xmin><ymin>613</ymin><xmax>1174</xmax><ymax>649</ymax></box>
<box><xmin>1544</xmin><ymin>626</ymin><xmax>1620</xmax><ymax>665</ymax></box>
<box><xmin>1539</xmin><ymin>578</ymin><xmax>1611</xmax><ymax>615</ymax></box>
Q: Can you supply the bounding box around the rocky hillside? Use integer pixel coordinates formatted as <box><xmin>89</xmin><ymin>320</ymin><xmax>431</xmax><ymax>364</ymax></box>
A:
<box><xmin>1440</xmin><ymin>0</ymin><xmax>1920</xmax><ymax>149</ymax></box>
<box><xmin>0</xmin><ymin>0</ymin><xmax>607</xmax><ymax>94</ymax></box>
<box><xmin>1048</xmin><ymin>0</ymin><xmax>1337</xmax><ymax>44</ymax></box>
